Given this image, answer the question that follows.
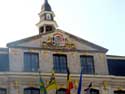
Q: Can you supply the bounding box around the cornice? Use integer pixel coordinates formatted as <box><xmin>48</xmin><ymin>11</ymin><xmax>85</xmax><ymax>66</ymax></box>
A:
<box><xmin>107</xmin><ymin>55</ymin><xmax>125</xmax><ymax>60</ymax></box>
<box><xmin>0</xmin><ymin>72</ymin><xmax>124</xmax><ymax>79</ymax></box>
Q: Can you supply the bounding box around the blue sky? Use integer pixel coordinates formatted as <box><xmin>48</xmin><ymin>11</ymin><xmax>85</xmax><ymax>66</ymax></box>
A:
<box><xmin>0</xmin><ymin>0</ymin><xmax>125</xmax><ymax>55</ymax></box>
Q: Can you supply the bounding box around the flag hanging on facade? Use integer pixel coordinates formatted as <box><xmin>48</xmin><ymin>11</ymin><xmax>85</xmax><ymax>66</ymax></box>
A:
<box><xmin>40</xmin><ymin>79</ymin><xmax>47</xmax><ymax>94</ymax></box>
<box><xmin>103</xmin><ymin>81</ymin><xmax>108</xmax><ymax>90</ymax></box>
<box><xmin>84</xmin><ymin>82</ymin><xmax>92</xmax><ymax>94</ymax></box>
<box><xmin>46</xmin><ymin>70</ymin><xmax>58</xmax><ymax>91</ymax></box>
<box><xmin>66</xmin><ymin>67</ymin><xmax>73</xmax><ymax>94</ymax></box>
<box><xmin>85</xmin><ymin>82</ymin><xmax>92</xmax><ymax>90</ymax></box>
<box><xmin>39</xmin><ymin>71</ymin><xmax>47</xmax><ymax>94</ymax></box>
<box><xmin>77</xmin><ymin>68</ymin><xmax>83</xmax><ymax>94</ymax></box>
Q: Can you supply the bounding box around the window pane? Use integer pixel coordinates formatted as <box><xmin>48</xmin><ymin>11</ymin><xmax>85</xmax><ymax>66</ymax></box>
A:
<box><xmin>114</xmin><ymin>90</ymin><xmax>125</xmax><ymax>94</ymax></box>
<box><xmin>24</xmin><ymin>88</ymin><xmax>40</xmax><ymax>94</ymax></box>
<box><xmin>24</xmin><ymin>54</ymin><xmax>31</xmax><ymax>72</ymax></box>
<box><xmin>32</xmin><ymin>89</ymin><xmax>40</xmax><ymax>94</ymax></box>
<box><xmin>90</xmin><ymin>89</ymin><xmax>99</xmax><ymax>94</ymax></box>
<box><xmin>0</xmin><ymin>54</ymin><xmax>9</xmax><ymax>71</ymax></box>
<box><xmin>80</xmin><ymin>56</ymin><xmax>95</xmax><ymax>74</ymax></box>
<box><xmin>107</xmin><ymin>59</ymin><xmax>125</xmax><ymax>76</ymax></box>
<box><xmin>56</xmin><ymin>88</ymin><xmax>67</xmax><ymax>94</ymax></box>
<box><xmin>24</xmin><ymin>90</ymin><xmax>31</xmax><ymax>94</ymax></box>
<box><xmin>24</xmin><ymin>52</ymin><xmax>39</xmax><ymax>72</ymax></box>
<box><xmin>31</xmin><ymin>54</ymin><xmax>39</xmax><ymax>72</ymax></box>
<box><xmin>0</xmin><ymin>88</ymin><xmax>7</xmax><ymax>94</ymax></box>
<box><xmin>53</xmin><ymin>54</ymin><xmax>67</xmax><ymax>73</ymax></box>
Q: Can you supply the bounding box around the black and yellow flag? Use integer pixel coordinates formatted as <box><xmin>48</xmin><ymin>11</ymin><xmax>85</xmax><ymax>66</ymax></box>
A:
<box><xmin>46</xmin><ymin>70</ymin><xmax>58</xmax><ymax>91</ymax></box>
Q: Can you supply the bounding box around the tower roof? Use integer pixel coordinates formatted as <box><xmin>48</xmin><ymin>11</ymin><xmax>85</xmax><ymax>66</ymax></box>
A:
<box><xmin>37</xmin><ymin>0</ymin><xmax>58</xmax><ymax>34</ymax></box>
<box><xmin>41</xmin><ymin>0</ymin><xmax>52</xmax><ymax>11</ymax></box>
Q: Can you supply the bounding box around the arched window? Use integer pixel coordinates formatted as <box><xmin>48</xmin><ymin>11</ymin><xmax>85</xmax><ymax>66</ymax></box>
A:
<box><xmin>46</xmin><ymin>14</ymin><xmax>51</xmax><ymax>20</ymax></box>
<box><xmin>0</xmin><ymin>88</ymin><xmax>7</xmax><ymax>94</ymax></box>
<box><xmin>114</xmin><ymin>90</ymin><xmax>125</xmax><ymax>94</ymax></box>
<box><xmin>85</xmin><ymin>88</ymin><xmax>99</xmax><ymax>94</ymax></box>
<box><xmin>56</xmin><ymin>88</ymin><xmax>67</xmax><ymax>94</ymax></box>
<box><xmin>90</xmin><ymin>89</ymin><xmax>99</xmax><ymax>94</ymax></box>
<box><xmin>24</xmin><ymin>87</ymin><xmax>40</xmax><ymax>94</ymax></box>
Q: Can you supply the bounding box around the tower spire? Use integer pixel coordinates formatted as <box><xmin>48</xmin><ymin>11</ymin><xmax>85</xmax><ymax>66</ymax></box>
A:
<box><xmin>45</xmin><ymin>0</ymin><xmax>48</xmax><ymax>3</ymax></box>
<box><xmin>36</xmin><ymin>0</ymin><xmax>58</xmax><ymax>34</ymax></box>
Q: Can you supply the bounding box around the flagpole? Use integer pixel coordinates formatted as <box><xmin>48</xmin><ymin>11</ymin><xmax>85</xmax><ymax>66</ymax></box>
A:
<box><xmin>38</xmin><ymin>68</ymin><xmax>42</xmax><ymax>94</ymax></box>
<box><xmin>38</xmin><ymin>69</ymin><xmax>42</xmax><ymax>81</ymax></box>
<box><xmin>38</xmin><ymin>68</ymin><xmax>47</xmax><ymax>94</ymax></box>
<box><xmin>77</xmin><ymin>67</ymin><xmax>83</xmax><ymax>94</ymax></box>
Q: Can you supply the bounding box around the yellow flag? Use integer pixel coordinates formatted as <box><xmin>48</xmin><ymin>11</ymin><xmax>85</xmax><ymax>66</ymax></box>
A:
<box><xmin>46</xmin><ymin>70</ymin><xmax>58</xmax><ymax>91</ymax></box>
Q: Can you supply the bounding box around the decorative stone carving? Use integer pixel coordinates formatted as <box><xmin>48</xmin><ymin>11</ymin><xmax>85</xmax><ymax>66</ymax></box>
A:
<box><xmin>42</xmin><ymin>33</ymin><xmax>76</xmax><ymax>50</ymax></box>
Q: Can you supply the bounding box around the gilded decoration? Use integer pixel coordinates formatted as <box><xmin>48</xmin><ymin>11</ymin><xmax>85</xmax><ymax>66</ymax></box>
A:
<box><xmin>42</xmin><ymin>33</ymin><xmax>76</xmax><ymax>49</ymax></box>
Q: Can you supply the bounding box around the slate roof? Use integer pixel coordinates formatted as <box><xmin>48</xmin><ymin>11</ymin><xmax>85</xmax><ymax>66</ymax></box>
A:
<box><xmin>0</xmin><ymin>48</ymin><xmax>9</xmax><ymax>52</ymax></box>
<box><xmin>41</xmin><ymin>0</ymin><xmax>52</xmax><ymax>11</ymax></box>
<box><xmin>107</xmin><ymin>55</ymin><xmax>125</xmax><ymax>60</ymax></box>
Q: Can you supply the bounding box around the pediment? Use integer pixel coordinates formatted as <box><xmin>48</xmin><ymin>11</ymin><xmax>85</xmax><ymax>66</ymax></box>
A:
<box><xmin>7</xmin><ymin>29</ymin><xmax>108</xmax><ymax>53</ymax></box>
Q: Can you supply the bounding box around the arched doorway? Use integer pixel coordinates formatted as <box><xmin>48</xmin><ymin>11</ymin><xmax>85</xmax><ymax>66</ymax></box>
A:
<box><xmin>24</xmin><ymin>87</ymin><xmax>40</xmax><ymax>94</ymax></box>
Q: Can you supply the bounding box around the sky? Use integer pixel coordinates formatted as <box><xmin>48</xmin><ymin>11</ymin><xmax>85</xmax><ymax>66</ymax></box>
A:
<box><xmin>0</xmin><ymin>0</ymin><xmax>125</xmax><ymax>56</ymax></box>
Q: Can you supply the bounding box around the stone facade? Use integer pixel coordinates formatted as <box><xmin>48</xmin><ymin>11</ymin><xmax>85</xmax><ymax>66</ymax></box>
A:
<box><xmin>0</xmin><ymin>0</ymin><xmax>124</xmax><ymax>94</ymax></box>
<box><xmin>0</xmin><ymin>29</ymin><xmax>124</xmax><ymax>94</ymax></box>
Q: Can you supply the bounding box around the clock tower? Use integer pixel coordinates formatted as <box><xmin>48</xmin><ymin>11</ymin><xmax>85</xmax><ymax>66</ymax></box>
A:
<box><xmin>36</xmin><ymin>0</ymin><xmax>58</xmax><ymax>34</ymax></box>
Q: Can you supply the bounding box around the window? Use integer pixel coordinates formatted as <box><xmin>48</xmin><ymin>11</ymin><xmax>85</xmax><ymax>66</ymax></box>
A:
<box><xmin>0</xmin><ymin>88</ymin><xmax>7</xmax><ymax>94</ymax></box>
<box><xmin>46</xmin><ymin>14</ymin><xmax>51</xmax><ymax>20</ymax></box>
<box><xmin>56</xmin><ymin>88</ymin><xmax>67</xmax><ymax>94</ymax></box>
<box><xmin>24</xmin><ymin>87</ymin><xmax>40</xmax><ymax>94</ymax></box>
<box><xmin>90</xmin><ymin>89</ymin><xmax>99</xmax><ymax>94</ymax></box>
<box><xmin>53</xmin><ymin>54</ymin><xmax>67</xmax><ymax>73</ymax></box>
<box><xmin>85</xmin><ymin>89</ymin><xmax>99</xmax><ymax>94</ymax></box>
<box><xmin>39</xmin><ymin>26</ymin><xmax>44</xmax><ymax>34</ymax></box>
<box><xmin>24</xmin><ymin>52</ymin><xmax>39</xmax><ymax>72</ymax></box>
<box><xmin>114</xmin><ymin>90</ymin><xmax>125</xmax><ymax>94</ymax></box>
<box><xmin>80</xmin><ymin>56</ymin><xmax>95</xmax><ymax>74</ymax></box>
<box><xmin>0</xmin><ymin>54</ymin><xmax>9</xmax><ymax>71</ymax></box>
<box><xmin>107</xmin><ymin>59</ymin><xmax>125</xmax><ymax>76</ymax></box>
<box><xmin>46</xmin><ymin>25</ymin><xmax>53</xmax><ymax>31</ymax></box>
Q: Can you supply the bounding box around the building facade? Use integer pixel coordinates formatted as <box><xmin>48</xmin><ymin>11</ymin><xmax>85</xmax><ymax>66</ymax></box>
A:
<box><xmin>0</xmin><ymin>0</ymin><xmax>125</xmax><ymax>94</ymax></box>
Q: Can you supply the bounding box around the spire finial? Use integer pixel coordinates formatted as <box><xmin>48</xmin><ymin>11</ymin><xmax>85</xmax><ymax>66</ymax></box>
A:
<box><xmin>42</xmin><ymin>0</ymin><xmax>51</xmax><ymax>11</ymax></box>
<box><xmin>45</xmin><ymin>0</ymin><xmax>48</xmax><ymax>3</ymax></box>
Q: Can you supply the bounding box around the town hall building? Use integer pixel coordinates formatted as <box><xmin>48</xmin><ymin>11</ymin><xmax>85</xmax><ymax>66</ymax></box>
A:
<box><xmin>0</xmin><ymin>0</ymin><xmax>125</xmax><ymax>94</ymax></box>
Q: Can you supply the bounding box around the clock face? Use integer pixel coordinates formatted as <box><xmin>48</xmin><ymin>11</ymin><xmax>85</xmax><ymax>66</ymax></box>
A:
<box><xmin>46</xmin><ymin>14</ymin><xmax>51</xmax><ymax>20</ymax></box>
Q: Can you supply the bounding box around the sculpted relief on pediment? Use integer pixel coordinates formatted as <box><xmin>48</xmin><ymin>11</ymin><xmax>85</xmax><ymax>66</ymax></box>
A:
<box><xmin>42</xmin><ymin>33</ymin><xmax>76</xmax><ymax>50</ymax></box>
